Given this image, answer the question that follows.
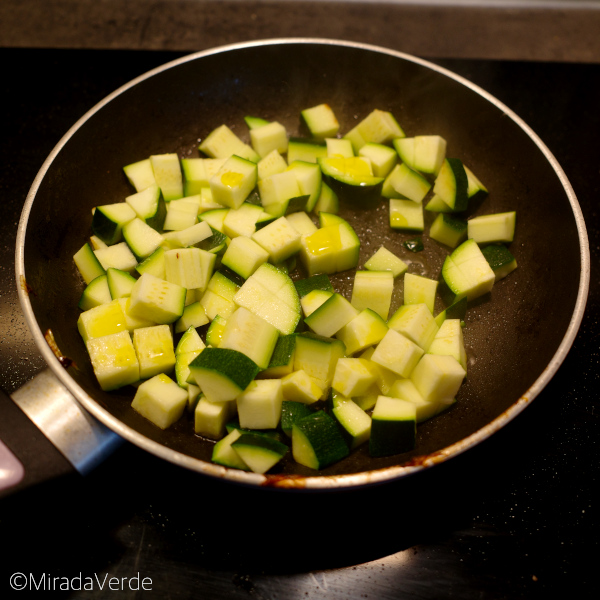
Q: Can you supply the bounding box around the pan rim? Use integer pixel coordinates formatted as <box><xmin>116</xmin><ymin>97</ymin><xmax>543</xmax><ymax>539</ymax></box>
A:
<box><xmin>15</xmin><ymin>38</ymin><xmax>590</xmax><ymax>489</ymax></box>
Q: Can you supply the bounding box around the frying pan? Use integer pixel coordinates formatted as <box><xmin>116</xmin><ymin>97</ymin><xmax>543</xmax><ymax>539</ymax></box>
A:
<box><xmin>9</xmin><ymin>39</ymin><xmax>589</xmax><ymax>492</ymax></box>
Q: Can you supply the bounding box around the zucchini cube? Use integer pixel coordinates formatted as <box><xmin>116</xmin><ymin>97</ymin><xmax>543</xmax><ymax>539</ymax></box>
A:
<box><xmin>91</xmin><ymin>202</ymin><xmax>137</xmax><ymax>245</ymax></box>
<box><xmin>258</xmin><ymin>334</ymin><xmax>297</xmax><ymax>379</ymax></box>
<box><xmin>403</xmin><ymin>273</ymin><xmax>439</xmax><ymax>314</ymax></box>
<box><xmin>429</xmin><ymin>213</ymin><xmax>468</xmax><ymax>249</ymax></box>
<box><xmin>301</xmin><ymin>103</ymin><xmax>340</xmax><ymax>139</ymax></box>
<box><xmin>212</xmin><ymin>429</ymin><xmax>250</xmax><ymax>470</ymax></box>
<box><xmin>86</xmin><ymin>330</ymin><xmax>140</xmax><ymax>391</ymax></box>
<box><xmin>364</xmin><ymin>246</ymin><xmax>408</xmax><ymax>278</ymax></box>
<box><xmin>194</xmin><ymin>396</ymin><xmax>236</xmax><ymax>439</ymax></box>
<box><xmin>388</xmin><ymin>303</ymin><xmax>439</xmax><ymax>351</ymax></box>
<box><xmin>332</xmin><ymin>358</ymin><xmax>377</xmax><ymax>398</ymax></box>
<box><xmin>124</xmin><ymin>158</ymin><xmax>156</xmax><ymax>193</ymax></box>
<box><xmin>94</xmin><ymin>242</ymin><xmax>138</xmax><ymax>274</ymax></box>
<box><xmin>210</xmin><ymin>155</ymin><xmax>258</xmax><ymax>210</ymax></box>
<box><xmin>294</xmin><ymin>333</ymin><xmax>346</xmax><ymax>392</ymax></box>
<box><xmin>77</xmin><ymin>299</ymin><xmax>129</xmax><ymax>342</ymax></box>
<box><xmin>199</xmin><ymin>124</ymin><xmax>259</xmax><ymax>162</ymax></box>
<box><xmin>481</xmin><ymin>244</ymin><xmax>518</xmax><ymax>281</ymax></box>
<box><xmin>150</xmin><ymin>153</ymin><xmax>183</xmax><ymax>201</ymax></box>
<box><xmin>335</xmin><ymin>308</ymin><xmax>389</xmax><ymax>356</ymax></box>
<box><xmin>389</xmin><ymin>199</ymin><xmax>424</xmax><ymax>232</ymax></box>
<box><xmin>304</xmin><ymin>293</ymin><xmax>359</xmax><ymax>338</ymax></box>
<box><xmin>467</xmin><ymin>211</ymin><xmax>516</xmax><ymax>244</ymax></box>
<box><xmin>292</xmin><ymin>411</ymin><xmax>349</xmax><ymax>469</ymax></box>
<box><xmin>231</xmin><ymin>433</ymin><xmax>289</xmax><ymax>474</ymax></box>
<box><xmin>301</xmin><ymin>289</ymin><xmax>334</xmax><ymax>318</ymax></box>
<box><xmin>162</xmin><ymin>197</ymin><xmax>200</xmax><ymax>231</ymax></box>
<box><xmin>131</xmin><ymin>373</ymin><xmax>188</xmax><ymax>429</ymax></box>
<box><xmin>427</xmin><ymin>318</ymin><xmax>467</xmax><ymax>371</ymax></box>
<box><xmin>132</xmin><ymin>324</ymin><xmax>176</xmax><ymax>380</ymax></box>
<box><xmin>281</xmin><ymin>370</ymin><xmax>324</xmax><ymax>405</ymax></box>
<box><xmin>129</xmin><ymin>272</ymin><xmax>186</xmax><ymax>324</ymax></box>
<box><xmin>236</xmin><ymin>379</ymin><xmax>284</xmax><ymax>430</ymax></box>
<box><xmin>174</xmin><ymin>301</ymin><xmax>210</xmax><ymax>333</ymax></box>
<box><xmin>433</xmin><ymin>158</ymin><xmax>469</xmax><ymax>212</ymax></box>
<box><xmin>410</xmin><ymin>354</ymin><xmax>466</xmax><ymax>407</ymax></box>
<box><xmin>223</xmin><ymin>202</ymin><xmax>265</xmax><ymax>238</ymax></box>
<box><xmin>79</xmin><ymin>275</ymin><xmax>112</xmax><ymax>311</ymax></box>
<box><xmin>221</xmin><ymin>235</ymin><xmax>270</xmax><ymax>279</ymax></box>
<box><xmin>369</xmin><ymin>395</ymin><xmax>417</xmax><ymax>457</ymax></box>
<box><xmin>350</xmin><ymin>270</ymin><xmax>394</xmax><ymax>320</ymax></box>
<box><xmin>442</xmin><ymin>239</ymin><xmax>495</xmax><ymax>302</ymax></box>
<box><xmin>220</xmin><ymin>306</ymin><xmax>279</xmax><ymax>369</ymax></box>
<box><xmin>250</xmin><ymin>121</ymin><xmax>288</xmax><ymax>158</ymax></box>
<box><xmin>331</xmin><ymin>396</ymin><xmax>372</xmax><ymax>450</ymax></box>
<box><xmin>189</xmin><ymin>347</ymin><xmax>260</xmax><ymax>403</ymax></box>
<box><xmin>371</xmin><ymin>329</ymin><xmax>424</xmax><ymax>378</ymax></box>
<box><xmin>164</xmin><ymin>247</ymin><xmax>216</xmax><ymax>292</ymax></box>
<box><xmin>251</xmin><ymin>216</ymin><xmax>302</xmax><ymax>264</ymax></box>
<box><xmin>326</xmin><ymin>137</ymin><xmax>354</xmax><ymax>158</ymax></box>
<box><xmin>388</xmin><ymin>377</ymin><xmax>441</xmax><ymax>423</ymax></box>
<box><xmin>383</xmin><ymin>163</ymin><xmax>431</xmax><ymax>203</ymax></box>
<box><xmin>358</xmin><ymin>142</ymin><xmax>398</xmax><ymax>178</ymax></box>
<box><xmin>257</xmin><ymin>149</ymin><xmax>288</xmax><ymax>180</ymax></box>
<box><xmin>74</xmin><ymin>242</ymin><xmax>106</xmax><ymax>285</ymax></box>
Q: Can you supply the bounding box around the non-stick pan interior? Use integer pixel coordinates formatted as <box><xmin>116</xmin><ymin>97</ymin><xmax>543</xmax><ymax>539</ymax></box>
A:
<box><xmin>20</xmin><ymin>40</ymin><xmax>585</xmax><ymax>483</ymax></box>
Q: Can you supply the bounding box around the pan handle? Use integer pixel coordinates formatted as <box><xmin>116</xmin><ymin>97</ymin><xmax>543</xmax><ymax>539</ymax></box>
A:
<box><xmin>0</xmin><ymin>369</ymin><xmax>122</xmax><ymax>498</ymax></box>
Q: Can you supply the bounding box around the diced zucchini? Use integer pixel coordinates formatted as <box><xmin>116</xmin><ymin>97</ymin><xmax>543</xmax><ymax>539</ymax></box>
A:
<box><xmin>74</xmin><ymin>242</ymin><xmax>106</xmax><ymax>284</ymax></box>
<box><xmin>86</xmin><ymin>330</ymin><xmax>140</xmax><ymax>391</ymax></box>
<box><xmin>350</xmin><ymin>270</ymin><xmax>394</xmax><ymax>320</ymax></box>
<box><xmin>301</xmin><ymin>103</ymin><xmax>340</xmax><ymax>139</ymax></box>
<box><xmin>292</xmin><ymin>411</ymin><xmax>349</xmax><ymax>470</ymax></box>
<box><xmin>220</xmin><ymin>306</ymin><xmax>279</xmax><ymax>369</ymax></box>
<box><xmin>427</xmin><ymin>318</ymin><xmax>467</xmax><ymax>371</ymax></box>
<box><xmin>236</xmin><ymin>379</ymin><xmax>284</xmax><ymax>430</ymax></box>
<box><xmin>129</xmin><ymin>272</ymin><xmax>186</xmax><ymax>324</ymax></box>
<box><xmin>251</xmin><ymin>216</ymin><xmax>302</xmax><ymax>264</ymax></box>
<box><xmin>382</xmin><ymin>163</ymin><xmax>431</xmax><ymax>203</ymax></box>
<box><xmin>468</xmin><ymin>211</ymin><xmax>516</xmax><ymax>244</ymax></box>
<box><xmin>318</xmin><ymin>156</ymin><xmax>384</xmax><ymax>205</ymax></box>
<box><xmin>370</xmin><ymin>329</ymin><xmax>424</xmax><ymax>378</ymax></box>
<box><xmin>92</xmin><ymin>203</ymin><xmax>137</xmax><ymax>245</ymax></box>
<box><xmin>389</xmin><ymin>199</ymin><xmax>424</xmax><ymax>232</ymax></box>
<box><xmin>79</xmin><ymin>275</ymin><xmax>112</xmax><ymax>310</ymax></box>
<box><xmin>189</xmin><ymin>347</ymin><xmax>260</xmax><ymax>402</ymax></box>
<box><xmin>194</xmin><ymin>396</ymin><xmax>235</xmax><ymax>439</ymax></box>
<box><xmin>258</xmin><ymin>333</ymin><xmax>297</xmax><ymax>379</ymax></box>
<box><xmin>123</xmin><ymin>158</ymin><xmax>156</xmax><ymax>192</ymax></box>
<box><xmin>210</xmin><ymin>154</ymin><xmax>258</xmax><ymax>210</ymax></box>
<box><xmin>336</xmin><ymin>308</ymin><xmax>388</xmax><ymax>356</ymax></box>
<box><xmin>287</xmin><ymin>137</ymin><xmax>328</xmax><ymax>164</ymax></box>
<box><xmin>199</xmin><ymin>124</ymin><xmax>259</xmax><ymax>163</ymax></box>
<box><xmin>332</xmin><ymin>357</ymin><xmax>377</xmax><ymax>398</ymax></box>
<box><xmin>131</xmin><ymin>373</ymin><xmax>188</xmax><ymax>429</ymax></box>
<box><xmin>133</xmin><ymin>324</ymin><xmax>176</xmax><ymax>380</ymax></box>
<box><xmin>250</xmin><ymin>121</ymin><xmax>288</xmax><ymax>158</ymax></box>
<box><xmin>429</xmin><ymin>212</ymin><xmax>468</xmax><ymax>249</ymax></box>
<box><xmin>280</xmin><ymin>370</ymin><xmax>323</xmax><ymax>405</ymax></box>
<box><xmin>77</xmin><ymin>299</ymin><xmax>129</xmax><ymax>342</ymax></box>
<box><xmin>150</xmin><ymin>154</ymin><xmax>184</xmax><ymax>201</ymax></box>
<box><xmin>212</xmin><ymin>429</ymin><xmax>250</xmax><ymax>470</ymax></box>
<box><xmin>369</xmin><ymin>396</ymin><xmax>416</xmax><ymax>457</ymax></box>
<box><xmin>364</xmin><ymin>246</ymin><xmax>408</xmax><ymax>278</ymax></box>
<box><xmin>331</xmin><ymin>395</ymin><xmax>372</xmax><ymax>450</ymax></box>
<box><xmin>410</xmin><ymin>353</ymin><xmax>466</xmax><ymax>408</ymax></box>
<box><xmin>403</xmin><ymin>273</ymin><xmax>438</xmax><ymax>314</ymax></box>
<box><xmin>281</xmin><ymin>401</ymin><xmax>316</xmax><ymax>437</ymax></box>
<box><xmin>388</xmin><ymin>303</ymin><xmax>439</xmax><ymax>351</ymax></box>
<box><xmin>481</xmin><ymin>243</ymin><xmax>518</xmax><ymax>281</ymax></box>
<box><xmin>433</xmin><ymin>158</ymin><xmax>469</xmax><ymax>213</ymax></box>
<box><xmin>441</xmin><ymin>239</ymin><xmax>495</xmax><ymax>302</ymax></box>
<box><xmin>174</xmin><ymin>301</ymin><xmax>210</xmax><ymax>333</ymax></box>
<box><xmin>358</xmin><ymin>143</ymin><xmax>398</xmax><ymax>178</ymax></box>
<box><xmin>93</xmin><ymin>242</ymin><xmax>138</xmax><ymax>274</ymax></box>
<box><xmin>304</xmin><ymin>292</ymin><xmax>359</xmax><ymax>338</ymax></box>
<box><xmin>326</xmin><ymin>137</ymin><xmax>354</xmax><ymax>159</ymax></box>
<box><xmin>231</xmin><ymin>433</ymin><xmax>288</xmax><ymax>474</ymax></box>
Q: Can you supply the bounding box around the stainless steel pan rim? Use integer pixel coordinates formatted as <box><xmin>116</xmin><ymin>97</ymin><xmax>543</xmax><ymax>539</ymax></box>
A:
<box><xmin>15</xmin><ymin>38</ymin><xmax>590</xmax><ymax>490</ymax></box>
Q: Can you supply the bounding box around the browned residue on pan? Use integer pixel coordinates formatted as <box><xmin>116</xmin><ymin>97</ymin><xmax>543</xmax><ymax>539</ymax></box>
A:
<box><xmin>44</xmin><ymin>329</ymin><xmax>75</xmax><ymax>369</ymax></box>
<box><xmin>19</xmin><ymin>275</ymin><xmax>35</xmax><ymax>296</ymax></box>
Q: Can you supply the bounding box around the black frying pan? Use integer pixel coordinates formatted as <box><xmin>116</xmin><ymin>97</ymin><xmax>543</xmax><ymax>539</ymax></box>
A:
<box><xmin>12</xmin><ymin>39</ymin><xmax>589</xmax><ymax>490</ymax></box>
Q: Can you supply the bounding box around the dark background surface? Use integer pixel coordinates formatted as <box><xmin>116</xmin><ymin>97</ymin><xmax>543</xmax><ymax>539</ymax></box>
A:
<box><xmin>0</xmin><ymin>47</ymin><xmax>598</xmax><ymax>598</ymax></box>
